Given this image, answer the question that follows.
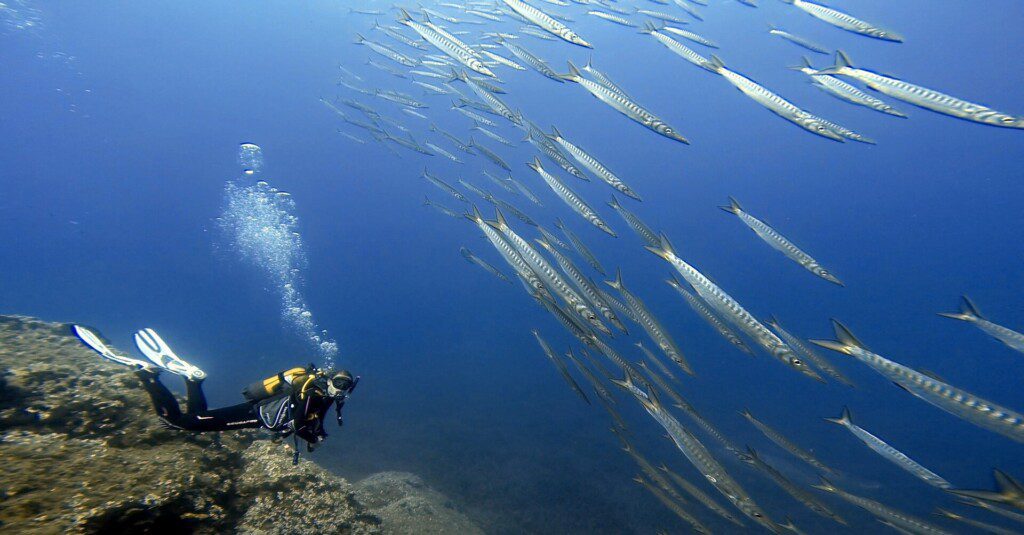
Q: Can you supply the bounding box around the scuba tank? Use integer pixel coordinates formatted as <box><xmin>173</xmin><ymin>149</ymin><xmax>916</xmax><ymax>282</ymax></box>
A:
<box><xmin>242</xmin><ymin>366</ymin><xmax>310</xmax><ymax>403</ymax></box>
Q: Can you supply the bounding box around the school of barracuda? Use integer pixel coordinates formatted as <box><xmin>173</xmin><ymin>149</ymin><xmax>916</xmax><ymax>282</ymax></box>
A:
<box><xmin>330</xmin><ymin>1</ymin><xmax>1024</xmax><ymax>532</ymax></box>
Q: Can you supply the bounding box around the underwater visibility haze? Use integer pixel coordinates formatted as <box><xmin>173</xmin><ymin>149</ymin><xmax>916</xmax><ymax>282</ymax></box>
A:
<box><xmin>2</xmin><ymin>0</ymin><xmax>1024</xmax><ymax>533</ymax></box>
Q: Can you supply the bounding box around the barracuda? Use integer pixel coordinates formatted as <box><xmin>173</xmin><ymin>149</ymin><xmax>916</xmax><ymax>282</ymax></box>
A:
<box><xmin>499</xmin><ymin>0</ymin><xmax>592</xmax><ymax>48</ymax></box>
<box><xmin>548</xmin><ymin>127</ymin><xmax>641</xmax><ymax>199</ymax></box>
<box><xmin>528</xmin><ymin>158</ymin><xmax>614</xmax><ymax>236</ymax></box>
<box><xmin>781</xmin><ymin>0</ymin><xmax>903</xmax><ymax>42</ymax></box>
<box><xmin>605</xmin><ymin>270</ymin><xmax>693</xmax><ymax>375</ymax></box>
<box><xmin>791</xmin><ymin>56</ymin><xmax>906</xmax><ymax>117</ymax></box>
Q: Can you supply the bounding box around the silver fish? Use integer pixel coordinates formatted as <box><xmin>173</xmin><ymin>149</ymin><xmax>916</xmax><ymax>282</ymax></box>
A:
<box><xmin>533</xmin><ymin>330</ymin><xmax>590</xmax><ymax>404</ymax></box>
<box><xmin>490</xmin><ymin>210</ymin><xmax>609</xmax><ymax>334</ymax></box>
<box><xmin>483</xmin><ymin>170</ymin><xmax>518</xmax><ymax>195</ymax></box>
<box><xmin>548</xmin><ymin>127</ymin><xmax>641</xmax><ymax>199</ymax></box>
<box><xmin>814</xmin><ymin>478</ymin><xmax>952</xmax><ymax>534</ymax></box>
<box><xmin>812</xmin><ymin>320</ymin><xmax>1024</xmax><ymax>443</ymax></box>
<box><xmin>422</xmin><ymin>168</ymin><xmax>467</xmax><ymax>202</ymax></box>
<box><xmin>704</xmin><ymin>55</ymin><xmax>846</xmax><ymax>142</ymax></box>
<box><xmin>934</xmin><ymin>509</ymin><xmax>1022</xmax><ymax>535</ymax></box>
<box><xmin>510</xmin><ymin>176</ymin><xmax>543</xmax><ymax>205</ymax></box>
<box><xmin>635</xmin><ymin>341</ymin><xmax>675</xmax><ymax>382</ymax></box>
<box><xmin>781</xmin><ymin>0</ymin><xmax>903</xmax><ymax>42</ymax></box>
<box><xmin>425</xmin><ymin>142</ymin><xmax>464</xmax><ymax>164</ymax></box>
<box><xmin>499</xmin><ymin>0</ymin><xmax>592</xmax><ymax>48</ymax></box>
<box><xmin>939</xmin><ymin>296</ymin><xmax>1024</xmax><ymax>355</ymax></box>
<box><xmin>413</xmin><ymin>80</ymin><xmax>450</xmax><ymax>95</ymax></box>
<box><xmin>823</xmin><ymin>51</ymin><xmax>1024</xmax><ymax>128</ymax></box>
<box><xmin>365</xmin><ymin>58</ymin><xmax>409</xmax><ymax>78</ymax></box>
<box><xmin>741</xmin><ymin>409</ymin><xmax>837</xmax><ymax>475</ymax></box>
<box><xmin>498</xmin><ymin>38</ymin><xmax>564</xmax><ymax>82</ymax></box>
<box><xmin>721</xmin><ymin>197</ymin><xmax>843</xmax><ymax>285</ymax></box>
<box><xmin>528</xmin><ymin>158</ymin><xmax>614</xmax><ymax>236</ymax></box>
<box><xmin>825</xmin><ymin>407</ymin><xmax>951</xmax><ymax>490</ymax></box>
<box><xmin>481</xmin><ymin>50</ymin><xmax>526</xmax><ymax>71</ymax></box>
<box><xmin>607</xmin><ymin>195</ymin><xmax>656</xmax><ymax>245</ymax></box>
<box><xmin>397</xmin><ymin>9</ymin><xmax>496</xmax><ymax>78</ymax></box>
<box><xmin>472</xmin><ymin>123</ymin><xmax>515</xmax><ymax>146</ymax></box>
<box><xmin>640</xmin><ymin>22</ymin><xmax>711</xmax><ymax>70</ymax></box>
<box><xmin>660</xmin><ymin>24</ymin><xmax>718</xmax><ymax>48</ymax></box>
<box><xmin>625</xmin><ymin>388</ymin><xmax>778</xmax><ymax>532</ymax></box>
<box><xmin>355</xmin><ymin>33</ymin><xmax>418</xmax><ymax>66</ymax></box>
<box><xmin>952</xmin><ymin>470</ymin><xmax>1024</xmax><ymax>514</ymax></box>
<box><xmin>768</xmin><ymin>25</ymin><xmax>829</xmax><ymax>54</ymax></box>
<box><xmin>454</xmin><ymin>105</ymin><xmax>499</xmax><ymax>127</ymax></box>
<box><xmin>461</xmin><ymin>246</ymin><xmax>511</xmax><ymax>283</ymax></box>
<box><xmin>423</xmin><ymin>196</ymin><xmax>460</xmax><ymax>218</ymax></box>
<box><xmin>525</xmin><ymin>125</ymin><xmax>588</xmax><ymax>181</ymax></box>
<box><xmin>605</xmin><ymin>270</ymin><xmax>693</xmax><ymax>375</ymax></box>
<box><xmin>660</xmin><ymin>464</ymin><xmax>745</xmax><ymax>526</ymax></box>
<box><xmin>791</xmin><ymin>56</ymin><xmax>906</xmax><ymax>117</ymax></box>
<box><xmin>430</xmin><ymin>123</ymin><xmax>475</xmax><ymax>153</ymax></box>
<box><xmin>647</xmin><ymin>236</ymin><xmax>823</xmax><ymax>381</ymax></box>
<box><xmin>740</xmin><ymin>447</ymin><xmax>847</xmax><ymax>525</ymax></box>
<box><xmin>666</xmin><ymin>276</ymin><xmax>753</xmax><ymax>355</ymax></box>
<box><xmin>633</xmin><ymin>475</ymin><xmax>712</xmax><ymax>534</ymax></box>
<box><xmin>564</xmin><ymin>348</ymin><xmax>614</xmax><ymax>403</ymax></box>
<box><xmin>337</xmin><ymin>131</ymin><xmax>366</xmax><ymax>144</ymax></box>
<box><xmin>470</xmin><ymin>137</ymin><xmax>511</xmax><ymax>170</ymax></box>
<box><xmin>454</xmin><ymin>70</ymin><xmax>522</xmax><ymax>125</ymax></box>
<box><xmin>563</xmin><ymin>61</ymin><xmax>689</xmax><ymax>144</ymax></box>
<box><xmin>554</xmin><ymin>217</ymin><xmax>605</xmax><ymax>274</ymax></box>
<box><xmin>371</xmin><ymin>21</ymin><xmax>428</xmax><ymax>50</ymax></box>
<box><xmin>466</xmin><ymin>206</ymin><xmax>550</xmax><ymax>299</ymax></box>
<box><xmin>536</xmin><ymin>237</ymin><xmax>626</xmax><ymax>333</ymax></box>
<box><xmin>768</xmin><ymin>316</ymin><xmax>853</xmax><ymax>386</ymax></box>
<box><xmin>587</xmin><ymin>11</ymin><xmax>635</xmax><ymax>27</ymax></box>
<box><xmin>636</xmin><ymin>8</ymin><xmax>687</xmax><ymax>24</ymax></box>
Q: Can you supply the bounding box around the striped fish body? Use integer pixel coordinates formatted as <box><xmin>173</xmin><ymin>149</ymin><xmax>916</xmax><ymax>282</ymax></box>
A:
<box><xmin>425</xmin><ymin>143</ymin><xmax>463</xmax><ymax>163</ymax></box>
<box><xmin>662</xmin><ymin>26</ymin><xmax>717</xmax><ymax>48</ymax></box>
<box><xmin>431</xmin><ymin>126</ymin><xmax>474</xmax><ymax>153</ymax></box>
<box><xmin>723</xmin><ymin>199</ymin><xmax>843</xmax><ymax>285</ymax></box>
<box><xmin>650</xmin><ymin>242</ymin><xmax>822</xmax><ymax>381</ymax></box>
<box><xmin>661</xmin><ymin>467</ymin><xmax>744</xmax><ymax>526</ymax></box>
<box><xmin>636</xmin><ymin>342</ymin><xmax>676</xmax><ymax>381</ymax></box>
<box><xmin>971</xmin><ymin>319</ymin><xmax>1024</xmax><ymax>354</ymax></box>
<box><xmin>526</xmin><ymin>127</ymin><xmax>588</xmax><ymax>180</ymax></box>
<box><xmin>500</xmin><ymin>40</ymin><xmax>564</xmax><ymax>82</ymax></box>
<box><xmin>668</xmin><ymin>280</ymin><xmax>752</xmax><ymax>354</ymax></box>
<box><xmin>530</xmin><ymin>161</ymin><xmax>615</xmax><ymax>236</ymax></box>
<box><xmin>743</xmin><ymin>411</ymin><xmax>836</xmax><ymax>474</ymax></box>
<box><xmin>712</xmin><ymin>62</ymin><xmax>843</xmax><ymax>141</ymax></box>
<box><xmin>492</xmin><ymin>197</ymin><xmax>537</xmax><ymax>227</ymax></box>
<box><xmin>770</xmin><ymin>29</ymin><xmax>828</xmax><ymax>54</ymax></box>
<box><xmin>840</xmin><ymin>344</ymin><xmax>1024</xmax><ymax>443</ymax></box>
<box><xmin>612</xmin><ymin>281</ymin><xmax>693</xmax><ymax>375</ymax></box>
<box><xmin>636</xmin><ymin>397</ymin><xmax>776</xmax><ymax>531</ymax></box>
<box><xmin>637</xmin><ymin>9</ymin><xmax>687</xmax><ymax>24</ymax></box>
<box><xmin>491</xmin><ymin>215</ymin><xmax>608</xmax><ymax>334</ymax></box>
<box><xmin>459</xmin><ymin>72</ymin><xmax>522</xmax><ymax>124</ymax></box>
<box><xmin>424</xmin><ymin>197</ymin><xmax>459</xmax><ymax>218</ymax></box>
<box><xmin>829</xmin><ymin>413</ymin><xmax>950</xmax><ymax>489</ymax></box>
<box><xmin>481</xmin><ymin>50</ymin><xmax>526</xmax><ymax>70</ymax></box>
<box><xmin>770</xmin><ymin>319</ymin><xmax>852</xmax><ymax>385</ymax></box>
<box><xmin>399</xmin><ymin>15</ymin><xmax>496</xmax><ymax>77</ymax></box>
<box><xmin>357</xmin><ymin>37</ymin><xmax>419</xmax><ymax>66</ymax></box>
<box><xmin>608</xmin><ymin>197</ymin><xmax>657</xmax><ymax>245</ymax></box>
<box><xmin>470</xmin><ymin>140</ymin><xmax>510</xmax><ymax>170</ymax></box>
<box><xmin>588</xmin><ymin>11</ymin><xmax>635</xmax><ymax>27</ymax></box>
<box><xmin>455</xmin><ymin>106</ymin><xmax>499</xmax><ymax>127</ymax></box>
<box><xmin>801</xmin><ymin>67</ymin><xmax>906</xmax><ymax>117</ymax></box>
<box><xmin>811</xmin><ymin>112</ymin><xmax>875</xmax><ymax>144</ymax></box>
<box><xmin>461</xmin><ymin>248</ymin><xmax>511</xmax><ymax>282</ymax></box>
<box><xmin>791</xmin><ymin>0</ymin><xmax>903</xmax><ymax>42</ymax></box>
<box><xmin>648</xmin><ymin>29</ymin><xmax>711</xmax><ymax>70</ymax></box>
<box><xmin>742</xmin><ymin>451</ymin><xmax>845</xmax><ymax>524</ymax></box>
<box><xmin>500</xmin><ymin>0</ymin><xmax>592</xmax><ymax>47</ymax></box>
<box><xmin>537</xmin><ymin>240</ymin><xmax>625</xmax><ymax>333</ymax></box>
<box><xmin>821</xmin><ymin>485</ymin><xmax>952</xmax><ymax>535</ymax></box>
<box><xmin>551</xmin><ymin>132</ymin><xmax>640</xmax><ymax>199</ymax></box>
<box><xmin>835</xmin><ymin>66</ymin><xmax>1024</xmax><ymax>128</ymax></box>
<box><xmin>566</xmin><ymin>66</ymin><xmax>689</xmax><ymax>144</ymax></box>
<box><xmin>468</xmin><ymin>210</ymin><xmax>549</xmax><ymax>298</ymax></box>
<box><xmin>581</xmin><ymin>62</ymin><xmax>632</xmax><ymax>99</ymax></box>
<box><xmin>557</xmin><ymin>221</ymin><xmax>605</xmax><ymax>274</ymax></box>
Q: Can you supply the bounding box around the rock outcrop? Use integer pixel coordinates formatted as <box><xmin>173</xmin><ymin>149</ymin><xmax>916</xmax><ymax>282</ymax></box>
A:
<box><xmin>0</xmin><ymin>315</ymin><xmax>480</xmax><ymax>534</ymax></box>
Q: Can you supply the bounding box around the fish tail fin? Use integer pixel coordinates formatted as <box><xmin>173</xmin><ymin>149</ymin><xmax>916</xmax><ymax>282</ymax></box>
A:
<box><xmin>815</xmin><ymin>50</ymin><xmax>852</xmax><ymax>75</ymax></box>
<box><xmin>354</xmin><ymin>33</ymin><xmax>367</xmax><ymax>43</ymax></box>
<box><xmin>934</xmin><ymin>509</ymin><xmax>960</xmax><ymax>520</ymax></box>
<box><xmin>493</xmin><ymin>207</ymin><xmax>509</xmax><ymax>229</ymax></box>
<box><xmin>788</xmin><ymin>56</ymin><xmax>813</xmax><ymax>71</ymax></box>
<box><xmin>664</xmin><ymin>273</ymin><xmax>681</xmax><ymax>289</ymax></box>
<box><xmin>640</xmin><ymin>21</ymin><xmax>657</xmax><ymax>34</ymax></box>
<box><xmin>604</xmin><ymin>268</ymin><xmax>625</xmax><ymax>291</ymax></box>
<box><xmin>422</xmin><ymin>196</ymin><xmax>430</xmax><ymax>206</ymax></box>
<box><xmin>824</xmin><ymin>406</ymin><xmax>853</xmax><ymax>426</ymax></box>
<box><xmin>397</xmin><ymin>8</ymin><xmax>412</xmax><ymax>22</ymax></box>
<box><xmin>739</xmin><ymin>408</ymin><xmax>754</xmax><ymax>420</ymax></box>
<box><xmin>549</xmin><ymin>125</ymin><xmax>562</xmax><ymax>139</ymax></box>
<box><xmin>766</xmin><ymin>21</ymin><xmax>777</xmax><ymax>31</ymax></box>
<box><xmin>607</xmin><ymin>195</ymin><xmax>620</xmax><ymax>209</ymax></box>
<box><xmin>465</xmin><ymin>204</ymin><xmax>484</xmax><ymax>223</ymax></box>
<box><xmin>718</xmin><ymin>196</ymin><xmax>742</xmax><ymax>214</ymax></box>
<box><xmin>564</xmin><ymin>61</ymin><xmax>583</xmax><ymax>81</ymax></box>
<box><xmin>809</xmin><ymin>319</ymin><xmax>864</xmax><ymax>355</ymax></box>
<box><xmin>449</xmin><ymin>68</ymin><xmax>464</xmax><ymax>83</ymax></box>
<box><xmin>938</xmin><ymin>295</ymin><xmax>983</xmax><ymax>322</ymax></box>
<box><xmin>766</xmin><ymin>315</ymin><xmax>781</xmax><ymax>328</ymax></box>
<box><xmin>778</xmin><ymin>0</ymin><xmax>795</xmax><ymax>4</ymax></box>
<box><xmin>812</xmin><ymin>476</ymin><xmax>837</xmax><ymax>493</ymax></box>
<box><xmin>584</xmin><ymin>55</ymin><xmax>595</xmax><ymax>71</ymax></box>
<box><xmin>644</xmin><ymin>234</ymin><xmax>677</xmax><ymax>261</ymax></box>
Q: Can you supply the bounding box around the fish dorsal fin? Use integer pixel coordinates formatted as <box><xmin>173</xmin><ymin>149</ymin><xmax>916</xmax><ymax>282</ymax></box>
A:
<box><xmin>919</xmin><ymin>369</ymin><xmax>948</xmax><ymax>383</ymax></box>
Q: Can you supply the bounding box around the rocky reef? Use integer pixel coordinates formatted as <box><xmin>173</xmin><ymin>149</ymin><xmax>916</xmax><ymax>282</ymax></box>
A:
<box><xmin>0</xmin><ymin>315</ymin><xmax>481</xmax><ymax>534</ymax></box>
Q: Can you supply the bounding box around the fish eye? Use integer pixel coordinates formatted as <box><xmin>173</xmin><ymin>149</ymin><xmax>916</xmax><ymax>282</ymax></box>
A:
<box><xmin>753</xmin><ymin>513</ymin><xmax>763</xmax><ymax>518</ymax></box>
<box><xmin>792</xmin><ymin>359</ymin><xmax>803</xmax><ymax>366</ymax></box>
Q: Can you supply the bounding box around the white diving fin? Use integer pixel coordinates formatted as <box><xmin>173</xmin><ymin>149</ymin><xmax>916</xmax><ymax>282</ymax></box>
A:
<box><xmin>72</xmin><ymin>325</ymin><xmax>151</xmax><ymax>370</ymax></box>
<box><xmin>133</xmin><ymin>328</ymin><xmax>206</xmax><ymax>380</ymax></box>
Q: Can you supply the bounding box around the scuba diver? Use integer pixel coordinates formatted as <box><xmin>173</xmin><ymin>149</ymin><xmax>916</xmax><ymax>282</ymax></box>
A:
<box><xmin>72</xmin><ymin>325</ymin><xmax>358</xmax><ymax>464</ymax></box>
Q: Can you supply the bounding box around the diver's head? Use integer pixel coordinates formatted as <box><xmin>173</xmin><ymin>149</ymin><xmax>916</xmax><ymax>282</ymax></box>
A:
<box><xmin>326</xmin><ymin>369</ymin><xmax>355</xmax><ymax>398</ymax></box>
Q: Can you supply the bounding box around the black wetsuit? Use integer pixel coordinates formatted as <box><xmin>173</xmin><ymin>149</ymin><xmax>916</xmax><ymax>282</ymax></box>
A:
<box><xmin>136</xmin><ymin>370</ymin><xmax>333</xmax><ymax>443</ymax></box>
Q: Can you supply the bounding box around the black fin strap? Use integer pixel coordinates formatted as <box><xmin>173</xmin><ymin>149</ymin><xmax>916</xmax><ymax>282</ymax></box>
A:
<box><xmin>292</xmin><ymin>432</ymin><xmax>300</xmax><ymax>465</ymax></box>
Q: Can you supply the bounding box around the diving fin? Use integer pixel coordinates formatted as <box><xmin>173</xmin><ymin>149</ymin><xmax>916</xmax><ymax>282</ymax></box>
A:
<box><xmin>73</xmin><ymin>325</ymin><xmax>152</xmax><ymax>370</ymax></box>
<box><xmin>134</xmin><ymin>328</ymin><xmax>206</xmax><ymax>380</ymax></box>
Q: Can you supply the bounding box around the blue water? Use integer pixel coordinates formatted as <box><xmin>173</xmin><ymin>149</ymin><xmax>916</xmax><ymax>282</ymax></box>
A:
<box><xmin>2</xmin><ymin>1</ymin><xmax>1023</xmax><ymax>532</ymax></box>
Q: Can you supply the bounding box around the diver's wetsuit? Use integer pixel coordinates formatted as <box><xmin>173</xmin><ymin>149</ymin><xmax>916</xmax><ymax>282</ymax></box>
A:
<box><xmin>137</xmin><ymin>370</ymin><xmax>261</xmax><ymax>431</ymax></box>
